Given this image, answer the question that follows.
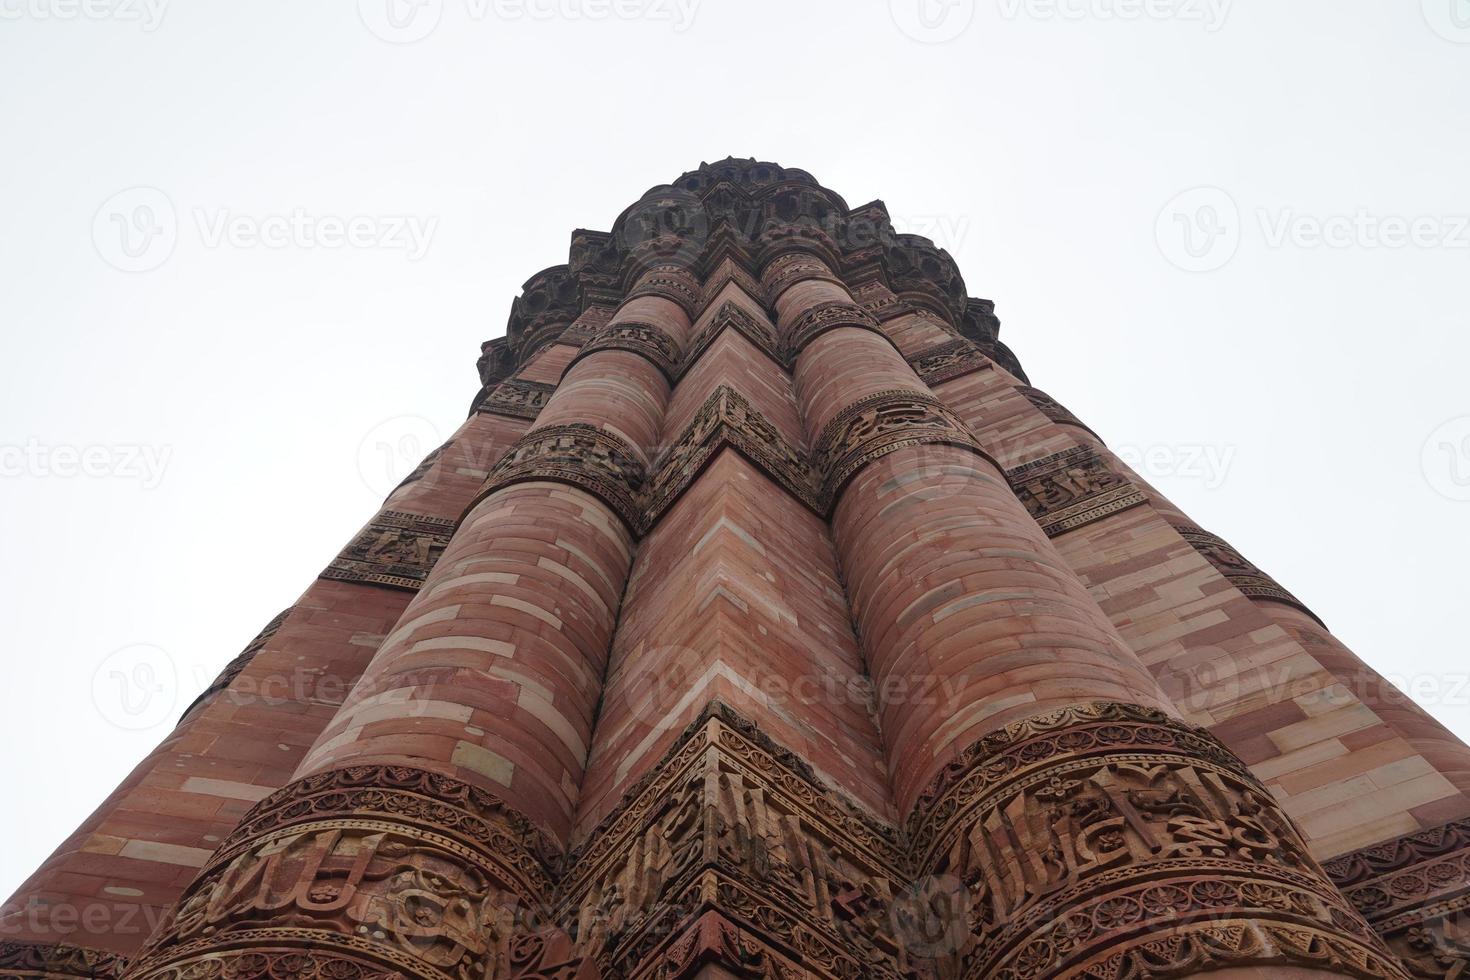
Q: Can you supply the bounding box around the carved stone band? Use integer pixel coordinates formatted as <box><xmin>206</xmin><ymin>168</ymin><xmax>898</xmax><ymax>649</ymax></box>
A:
<box><xmin>910</xmin><ymin>338</ymin><xmax>993</xmax><ymax>387</ymax></box>
<box><xmin>565</xmin><ymin>321</ymin><xmax>682</xmax><ymax>383</ymax></box>
<box><xmin>626</xmin><ymin>267</ymin><xmax>700</xmax><ymax>318</ymax></box>
<box><xmin>1017</xmin><ymin>385</ymin><xmax>1102</xmax><ymax>441</ymax></box>
<box><xmin>779</xmin><ymin>300</ymin><xmax>894</xmax><ymax>364</ymax></box>
<box><xmin>320</xmin><ymin>511</ymin><xmax>456</xmax><ymax>593</ymax></box>
<box><xmin>477</xmin><ymin>378</ymin><xmax>557</xmax><ymax>421</ymax></box>
<box><xmin>127</xmin><ymin>766</ymin><xmax>558</xmax><ymax>980</ymax></box>
<box><xmin>812</xmin><ymin>389</ymin><xmax>999</xmax><ymax>509</ymax></box>
<box><xmin>760</xmin><ymin>250</ymin><xmax>845</xmax><ymax>304</ymax></box>
<box><xmin>1006</xmin><ymin>445</ymin><xmax>1147</xmax><ymax>537</ymax></box>
<box><xmin>0</xmin><ymin>941</ymin><xmax>129</xmax><ymax>980</ymax></box>
<box><xmin>908</xmin><ymin>702</ymin><xmax>1405</xmax><ymax>980</ymax></box>
<box><xmin>1172</xmin><ymin>523</ymin><xmax>1327</xmax><ymax>627</ymax></box>
<box><xmin>677</xmin><ymin>301</ymin><xmax>779</xmax><ymax>383</ymax></box>
<box><xmin>474</xmin><ymin>423</ymin><xmax>646</xmax><ymax>533</ymax></box>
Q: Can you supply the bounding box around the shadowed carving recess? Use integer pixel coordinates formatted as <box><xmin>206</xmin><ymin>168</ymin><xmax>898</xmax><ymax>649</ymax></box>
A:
<box><xmin>125</xmin><ymin>766</ymin><xmax>559</xmax><ymax>980</ymax></box>
<box><xmin>178</xmin><ymin>606</ymin><xmax>294</xmax><ymax>722</ymax></box>
<box><xmin>1171</xmin><ymin>523</ymin><xmax>1326</xmax><ymax>626</ymax></box>
<box><xmin>812</xmin><ymin>389</ymin><xmax>998</xmax><ymax>507</ymax></box>
<box><xmin>474</xmin><ymin>424</ymin><xmax>647</xmax><ymax>533</ymax></box>
<box><xmin>566</xmin><ymin>321</ymin><xmax>682</xmax><ymax>383</ymax></box>
<box><xmin>1017</xmin><ymin>386</ymin><xmax>1102</xmax><ymax>440</ymax></box>
<box><xmin>907</xmin><ymin>702</ymin><xmax>1406</xmax><ymax>980</ymax></box>
<box><xmin>0</xmin><ymin>941</ymin><xmax>129</xmax><ymax>980</ymax></box>
<box><xmin>1006</xmin><ymin>445</ymin><xmax>1148</xmax><ymax>537</ymax></box>
<box><xmin>320</xmin><ymin>512</ymin><xmax>457</xmax><ymax>592</ymax></box>
<box><xmin>1324</xmin><ymin>818</ymin><xmax>1470</xmax><ymax>980</ymax></box>
<box><xmin>478</xmin><ymin>379</ymin><xmax>557</xmax><ymax>421</ymax></box>
<box><xmin>909</xmin><ymin>338</ymin><xmax>994</xmax><ymax>387</ymax></box>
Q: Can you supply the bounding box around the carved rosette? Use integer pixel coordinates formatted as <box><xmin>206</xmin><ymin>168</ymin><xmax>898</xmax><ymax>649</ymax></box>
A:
<box><xmin>812</xmin><ymin>389</ymin><xmax>997</xmax><ymax>509</ymax></box>
<box><xmin>1171</xmin><ymin>523</ymin><xmax>1326</xmax><ymax>626</ymax></box>
<box><xmin>910</xmin><ymin>339</ymin><xmax>993</xmax><ymax>387</ymax></box>
<box><xmin>1324</xmin><ymin>818</ymin><xmax>1470</xmax><ymax>980</ymax></box>
<box><xmin>640</xmin><ymin>386</ymin><xmax>819</xmax><ymax>531</ymax></box>
<box><xmin>779</xmin><ymin>301</ymin><xmax>891</xmax><ymax>365</ymax></box>
<box><xmin>569</xmin><ymin>321</ymin><xmax>681</xmax><ymax>382</ymax></box>
<box><xmin>0</xmin><ymin>941</ymin><xmax>128</xmax><ymax>980</ymax></box>
<box><xmin>127</xmin><ymin>766</ymin><xmax>558</xmax><ymax>980</ymax></box>
<box><xmin>479</xmin><ymin>379</ymin><xmax>558</xmax><ymax>421</ymax></box>
<box><xmin>320</xmin><ymin>512</ymin><xmax>457</xmax><ymax>592</ymax></box>
<box><xmin>475</xmin><ymin>424</ymin><xmax>646</xmax><ymax>533</ymax></box>
<box><xmin>907</xmin><ymin>703</ymin><xmax>1404</xmax><ymax>980</ymax></box>
<box><xmin>555</xmin><ymin>703</ymin><xmax>910</xmax><ymax>980</ymax></box>
<box><xmin>1006</xmin><ymin>446</ymin><xmax>1147</xmax><ymax>537</ymax></box>
<box><xmin>1017</xmin><ymin>386</ymin><xmax>1101</xmax><ymax>440</ymax></box>
<box><xmin>178</xmin><ymin>607</ymin><xmax>294</xmax><ymax>722</ymax></box>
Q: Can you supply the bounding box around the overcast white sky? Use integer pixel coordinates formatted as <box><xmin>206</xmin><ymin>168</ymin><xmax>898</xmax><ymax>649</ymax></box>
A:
<box><xmin>3</xmin><ymin>0</ymin><xmax>1469</xmax><ymax>899</ymax></box>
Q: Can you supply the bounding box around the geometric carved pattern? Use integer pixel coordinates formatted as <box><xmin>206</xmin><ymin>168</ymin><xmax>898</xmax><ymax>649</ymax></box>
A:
<box><xmin>477</xmin><ymin>423</ymin><xmax>647</xmax><ymax>533</ymax></box>
<box><xmin>812</xmin><ymin>389</ymin><xmax>997</xmax><ymax>507</ymax></box>
<box><xmin>0</xmin><ymin>941</ymin><xmax>129</xmax><ymax>980</ymax></box>
<box><xmin>910</xmin><ymin>338</ymin><xmax>993</xmax><ymax>387</ymax></box>
<box><xmin>127</xmin><ymin>766</ymin><xmax>560</xmax><ymax>980</ymax></box>
<box><xmin>1172</xmin><ymin>523</ymin><xmax>1326</xmax><ymax>626</ymax></box>
<box><xmin>319</xmin><ymin>511</ymin><xmax>457</xmax><ymax>592</ymax></box>
<box><xmin>178</xmin><ymin>606</ymin><xmax>294</xmax><ymax>722</ymax></box>
<box><xmin>1007</xmin><ymin>445</ymin><xmax>1148</xmax><ymax>537</ymax></box>
<box><xmin>479</xmin><ymin>378</ymin><xmax>558</xmax><ymax>421</ymax></box>
<box><xmin>641</xmin><ymin>386</ymin><xmax>819</xmax><ymax>530</ymax></box>
<box><xmin>1017</xmin><ymin>384</ymin><xmax>1101</xmax><ymax>439</ymax></box>
<box><xmin>1324</xmin><ymin>818</ymin><xmax>1470</xmax><ymax>980</ymax></box>
<box><xmin>907</xmin><ymin>702</ymin><xmax>1407</xmax><ymax>980</ymax></box>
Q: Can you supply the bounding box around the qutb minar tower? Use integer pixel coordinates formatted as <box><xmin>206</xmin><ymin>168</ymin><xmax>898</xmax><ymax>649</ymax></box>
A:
<box><xmin>7</xmin><ymin>159</ymin><xmax>1470</xmax><ymax>980</ymax></box>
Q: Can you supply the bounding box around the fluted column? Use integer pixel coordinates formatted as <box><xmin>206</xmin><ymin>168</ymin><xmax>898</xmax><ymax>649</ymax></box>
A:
<box><xmin>122</xmin><ymin>266</ymin><xmax>696</xmax><ymax>980</ymax></box>
<box><xmin>763</xmin><ymin>245</ymin><xmax>1398</xmax><ymax>980</ymax></box>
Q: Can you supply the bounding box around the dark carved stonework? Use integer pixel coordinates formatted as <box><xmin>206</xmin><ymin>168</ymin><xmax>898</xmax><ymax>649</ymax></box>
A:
<box><xmin>129</xmin><ymin>766</ymin><xmax>558</xmax><ymax>980</ymax></box>
<box><xmin>320</xmin><ymin>511</ymin><xmax>456</xmax><ymax>592</ymax></box>
<box><xmin>627</xmin><ymin>266</ymin><xmax>700</xmax><ymax>318</ymax></box>
<box><xmin>478</xmin><ymin>424</ymin><xmax>647</xmax><ymax>533</ymax></box>
<box><xmin>1171</xmin><ymin>523</ymin><xmax>1326</xmax><ymax>626</ymax></box>
<box><xmin>569</xmin><ymin>321</ymin><xmax>682</xmax><ymax>382</ymax></box>
<box><xmin>178</xmin><ymin>607</ymin><xmax>293</xmax><ymax>722</ymax></box>
<box><xmin>812</xmin><ymin>389</ymin><xmax>997</xmax><ymax>508</ymax></box>
<box><xmin>1007</xmin><ymin>445</ymin><xmax>1147</xmax><ymax>537</ymax></box>
<box><xmin>479</xmin><ymin>379</ymin><xmax>557</xmax><ymax>421</ymax></box>
<box><xmin>909</xmin><ymin>339</ymin><xmax>993</xmax><ymax>387</ymax></box>
<box><xmin>641</xmin><ymin>386</ymin><xmax>818</xmax><ymax>532</ymax></box>
<box><xmin>779</xmin><ymin>301</ymin><xmax>889</xmax><ymax>364</ymax></box>
<box><xmin>760</xmin><ymin>251</ymin><xmax>844</xmax><ymax>303</ymax></box>
<box><xmin>908</xmin><ymin>702</ymin><xmax>1405</xmax><ymax>980</ymax></box>
<box><xmin>0</xmin><ymin>941</ymin><xmax>128</xmax><ymax>980</ymax></box>
<box><xmin>1324</xmin><ymin>818</ymin><xmax>1470</xmax><ymax>980</ymax></box>
<box><xmin>678</xmin><ymin>301</ymin><xmax>780</xmax><ymax>381</ymax></box>
<box><xmin>1017</xmin><ymin>385</ymin><xmax>1101</xmax><ymax>439</ymax></box>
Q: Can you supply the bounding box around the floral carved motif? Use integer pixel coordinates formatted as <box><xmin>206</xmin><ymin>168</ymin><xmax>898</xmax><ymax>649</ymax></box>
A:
<box><xmin>0</xmin><ymin>941</ymin><xmax>129</xmax><ymax>980</ymax></box>
<box><xmin>1006</xmin><ymin>446</ymin><xmax>1147</xmax><ymax>537</ymax></box>
<box><xmin>320</xmin><ymin>512</ymin><xmax>457</xmax><ymax>592</ymax></box>
<box><xmin>1171</xmin><ymin>523</ymin><xmax>1325</xmax><ymax>626</ymax></box>
<box><xmin>480</xmin><ymin>379</ymin><xmax>558</xmax><ymax>421</ymax></box>
<box><xmin>477</xmin><ymin>424</ymin><xmax>646</xmax><ymax>533</ymax></box>
<box><xmin>907</xmin><ymin>702</ymin><xmax>1405</xmax><ymax>980</ymax></box>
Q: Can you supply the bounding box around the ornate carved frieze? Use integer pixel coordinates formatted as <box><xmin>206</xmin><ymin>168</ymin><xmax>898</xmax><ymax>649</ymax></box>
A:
<box><xmin>178</xmin><ymin>607</ymin><xmax>293</xmax><ymax>722</ymax></box>
<box><xmin>320</xmin><ymin>511</ymin><xmax>457</xmax><ymax>592</ymax></box>
<box><xmin>0</xmin><ymin>941</ymin><xmax>128</xmax><ymax>980</ymax></box>
<box><xmin>640</xmin><ymin>386</ymin><xmax>818</xmax><ymax>531</ymax></box>
<box><xmin>128</xmin><ymin>766</ymin><xmax>559</xmax><ymax>980</ymax></box>
<box><xmin>1171</xmin><ymin>523</ymin><xmax>1326</xmax><ymax>626</ymax></box>
<box><xmin>696</xmin><ymin>260</ymin><xmax>763</xmax><ymax>314</ymax></box>
<box><xmin>569</xmin><ymin>321</ymin><xmax>681</xmax><ymax>382</ymax></box>
<box><xmin>908</xmin><ymin>702</ymin><xmax>1405</xmax><ymax>980</ymax></box>
<box><xmin>1325</xmin><ymin>818</ymin><xmax>1470</xmax><ymax>980</ymax></box>
<box><xmin>677</xmin><ymin>301</ymin><xmax>780</xmax><ymax>382</ymax></box>
<box><xmin>778</xmin><ymin>301</ymin><xmax>892</xmax><ymax>364</ymax></box>
<box><xmin>627</xmin><ymin>267</ymin><xmax>700</xmax><ymax>318</ymax></box>
<box><xmin>1007</xmin><ymin>445</ymin><xmax>1147</xmax><ymax>537</ymax></box>
<box><xmin>479</xmin><ymin>379</ymin><xmax>557</xmax><ymax>421</ymax></box>
<box><xmin>812</xmin><ymin>389</ymin><xmax>996</xmax><ymax>508</ymax></box>
<box><xmin>1017</xmin><ymin>385</ymin><xmax>1101</xmax><ymax>439</ymax></box>
<box><xmin>554</xmin><ymin>702</ymin><xmax>911</xmax><ymax>980</ymax></box>
<box><xmin>760</xmin><ymin>252</ymin><xmax>844</xmax><ymax>304</ymax></box>
<box><xmin>477</xmin><ymin>423</ymin><xmax>647</xmax><ymax>533</ymax></box>
<box><xmin>909</xmin><ymin>339</ymin><xmax>992</xmax><ymax>386</ymax></box>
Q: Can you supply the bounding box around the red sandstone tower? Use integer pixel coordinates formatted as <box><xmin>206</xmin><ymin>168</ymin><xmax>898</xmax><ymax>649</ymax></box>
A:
<box><xmin>5</xmin><ymin>159</ymin><xmax>1469</xmax><ymax>980</ymax></box>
